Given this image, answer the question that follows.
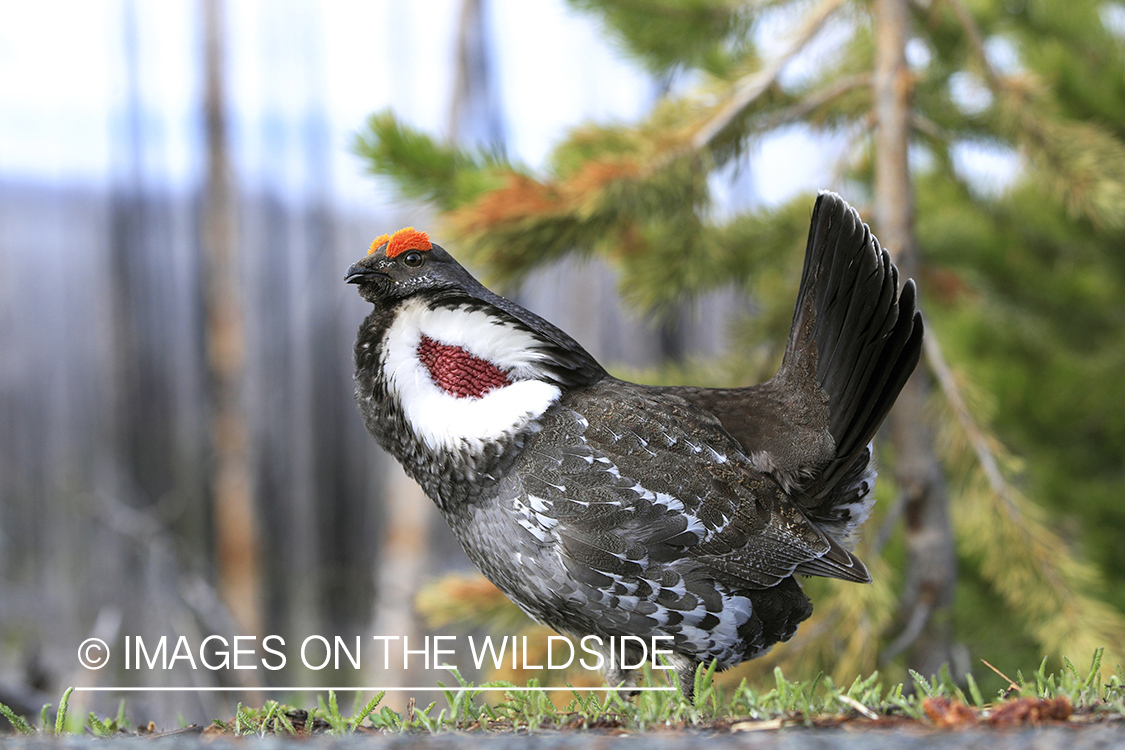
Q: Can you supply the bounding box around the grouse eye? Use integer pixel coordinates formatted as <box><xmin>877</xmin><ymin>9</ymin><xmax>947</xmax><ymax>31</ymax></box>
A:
<box><xmin>401</xmin><ymin>250</ymin><xmax>425</xmax><ymax>268</ymax></box>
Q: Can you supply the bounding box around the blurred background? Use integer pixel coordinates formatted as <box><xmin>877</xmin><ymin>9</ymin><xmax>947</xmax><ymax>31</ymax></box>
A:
<box><xmin>3</xmin><ymin>0</ymin><xmax>1125</xmax><ymax>730</ymax></box>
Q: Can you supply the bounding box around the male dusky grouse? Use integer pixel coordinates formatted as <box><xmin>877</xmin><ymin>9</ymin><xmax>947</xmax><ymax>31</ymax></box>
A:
<box><xmin>346</xmin><ymin>192</ymin><xmax>923</xmax><ymax>696</ymax></box>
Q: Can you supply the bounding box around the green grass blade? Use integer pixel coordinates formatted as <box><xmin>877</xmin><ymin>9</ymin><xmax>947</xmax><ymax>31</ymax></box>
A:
<box><xmin>350</xmin><ymin>691</ymin><xmax>386</xmax><ymax>730</ymax></box>
<box><xmin>966</xmin><ymin>672</ymin><xmax>985</xmax><ymax>707</ymax></box>
<box><xmin>0</xmin><ymin>701</ymin><xmax>35</xmax><ymax>735</ymax></box>
<box><xmin>55</xmin><ymin>687</ymin><xmax>74</xmax><ymax>734</ymax></box>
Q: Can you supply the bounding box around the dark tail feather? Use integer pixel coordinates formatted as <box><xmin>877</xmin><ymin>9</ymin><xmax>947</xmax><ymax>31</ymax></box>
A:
<box><xmin>781</xmin><ymin>192</ymin><xmax>923</xmax><ymax>502</ymax></box>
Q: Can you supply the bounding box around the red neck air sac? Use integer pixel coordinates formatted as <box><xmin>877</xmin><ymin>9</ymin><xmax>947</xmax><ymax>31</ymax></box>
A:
<box><xmin>417</xmin><ymin>336</ymin><xmax>512</xmax><ymax>399</ymax></box>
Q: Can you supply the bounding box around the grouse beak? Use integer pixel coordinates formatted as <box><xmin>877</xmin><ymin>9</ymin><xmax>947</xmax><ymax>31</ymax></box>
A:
<box><xmin>345</xmin><ymin>263</ymin><xmax>380</xmax><ymax>284</ymax></box>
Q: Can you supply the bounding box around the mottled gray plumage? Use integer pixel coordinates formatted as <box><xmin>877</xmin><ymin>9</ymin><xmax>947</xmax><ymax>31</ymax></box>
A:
<box><xmin>346</xmin><ymin>193</ymin><xmax>922</xmax><ymax>697</ymax></box>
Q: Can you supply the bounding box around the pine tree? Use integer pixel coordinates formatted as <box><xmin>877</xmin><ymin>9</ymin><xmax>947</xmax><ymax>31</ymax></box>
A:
<box><xmin>355</xmin><ymin>0</ymin><xmax>1125</xmax><ymax>686</ymax></box>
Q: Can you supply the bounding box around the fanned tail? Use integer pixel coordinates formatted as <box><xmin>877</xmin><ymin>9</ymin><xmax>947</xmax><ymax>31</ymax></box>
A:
<box><xmin>665</xmin><ymin>191</ymin><xmax>923</xmax><ymax>564</ymax></box>
<box><xmin>781</xmin><ymin>191</ymin><xmax>923</xmax><ymax>525</ymax></box>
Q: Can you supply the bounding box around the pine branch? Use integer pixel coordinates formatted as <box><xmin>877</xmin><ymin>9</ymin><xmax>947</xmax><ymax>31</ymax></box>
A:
<box><xmin>933</xmin><ymin>0</ymin><xmax>1125</xmax><ymax>228</ymax></box>
<box><xmin>567</xmin><ymin>0</ymin><xmax>755</xmax><ymax>75</ymax></box>
<box><xmin>352</xmin><ymin>110</ymin><xmax>509</xmax><ymax>211</ymax></box>
<box><xmin>760</xmin><ymin>72</ymin><xmax>873</xmax><ymax>130</ymax></box>
<box><xmin>941</xmin><ymin>0</ymin><xmax>1001</xmax><ymax>90</ymax></box>
<box><xmin>614</xmin><ymin>197</ymin><xmax>811</xmax><ymax>311</ymax></box>
<box><xmin>928</xmin><ymin>328</ymin><xmax>1125</xmax><ymax>666</ymax></box>
<box><xmin>686</xmin><ymin>0</ymin><xmax>847</xmax><ymax>155</ymax></box>
<box><xmin>911</xmin><ymin>113</ymin><xmax>950</xmax><ymax>143</ymax></box>
<box><xmin>444</xmin><ymin>156</ymin><xmax>710</xmax><ymax>289</ymax></box>
<box><xmin>1016</xmin><ymin>116</ymin><xmax>1125</xmax><ymax>230</ymax></box>
<box><xmin>924</xmin><ymin>330</ymin><xmax>1021</xmax><ymax>521</ymax></box>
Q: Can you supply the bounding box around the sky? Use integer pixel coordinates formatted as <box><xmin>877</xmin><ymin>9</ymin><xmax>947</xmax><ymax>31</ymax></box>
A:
<box><xmin>0</xmin><ymin>0</ymin><xmax>870</xmax><ymax>212</ymax></box>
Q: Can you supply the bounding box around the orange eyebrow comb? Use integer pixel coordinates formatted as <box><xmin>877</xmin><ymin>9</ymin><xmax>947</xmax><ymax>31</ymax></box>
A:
<box><xmin>384</xmin><ymin>227</ymin><xmax>432</xmax><ymax>258</ymax></box>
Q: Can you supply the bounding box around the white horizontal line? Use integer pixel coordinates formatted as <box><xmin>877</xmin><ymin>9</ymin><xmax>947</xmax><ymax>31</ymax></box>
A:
<box><xmin>72</xmin><ymin>686</ymin><xmax>676</xmax><ymax>693</ymax></box>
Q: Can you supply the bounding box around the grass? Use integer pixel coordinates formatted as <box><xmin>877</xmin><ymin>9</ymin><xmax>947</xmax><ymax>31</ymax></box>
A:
<box><xmin>2</xmin><ymin>652</ymin><xmax>1124</xmax><ymax>736</ymax></box>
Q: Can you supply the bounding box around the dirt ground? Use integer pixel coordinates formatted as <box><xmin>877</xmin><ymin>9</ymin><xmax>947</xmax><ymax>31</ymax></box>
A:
<box><xmin>3</xmin><ymin>724</ymin><xmax>1125</xmax><ymax>750</ymax></box>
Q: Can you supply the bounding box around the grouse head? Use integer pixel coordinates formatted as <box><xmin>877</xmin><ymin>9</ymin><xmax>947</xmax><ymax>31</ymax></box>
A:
<box><xmin>345</xmin><ymin>227</ymin><xmax>488</xmax><ymax>307</ymax></box>
<box><xmin>346</xmin><ymin>228</ymin><xmax>606</xmax><ymax>505</ymax></box>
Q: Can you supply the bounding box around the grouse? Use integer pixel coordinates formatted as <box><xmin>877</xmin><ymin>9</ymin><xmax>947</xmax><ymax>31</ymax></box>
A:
<box><xmin>346</xmin><ymin>192</ymin><xmax>923</xmax><ymax>697</ymax></box>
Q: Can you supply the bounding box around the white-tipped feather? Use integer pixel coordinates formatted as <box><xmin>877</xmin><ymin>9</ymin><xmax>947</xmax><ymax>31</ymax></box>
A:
<box><xmin>820</xmin><ymin>443</ymin><xmax>879</xmax><ymax>547</ymax></box>
<box><xmin>382</xmin><ymin>299</ymin><xmax>562</xmax><ymax>453</ymax></box>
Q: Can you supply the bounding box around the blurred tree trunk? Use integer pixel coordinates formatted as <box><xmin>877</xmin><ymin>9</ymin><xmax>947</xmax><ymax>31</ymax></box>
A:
<box><xmin>370</xmin><ymin>468</ymin><xmax>430</xmax><ymax>706</ymax></box>
<box><xmin>449</xmin><ymin>0</ymin><xmax>505</xmax><ymax>146</ymax></box>
<box><xmin>202</xmin><ymin>0</ymin><xmax>262</xmax><ymax>638</ymax></box>
<box><xmin>872</xmin><ymin>0</ymin><xmax>957</xmax><ymax>676</ymax></box>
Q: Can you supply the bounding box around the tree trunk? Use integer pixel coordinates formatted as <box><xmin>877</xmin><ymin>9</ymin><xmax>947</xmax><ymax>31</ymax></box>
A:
<box><xmin>202</xmin><ymin>0</ymin><xmax>262</xmax><ymax>639</ymax></box>
<box><xmin>448</xmin><ymin>0</ymin><xmax>505</xmax><ymax>146</ymax></box>
<box><xmin>872</xmin><ymin>0</ymin><xmax>958</xmax><ymax>677</ymax></box>
<box><xmin>370</xmin><ymin>468</ymin><xmax>432</xmax><ymax>708</ymax></box>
